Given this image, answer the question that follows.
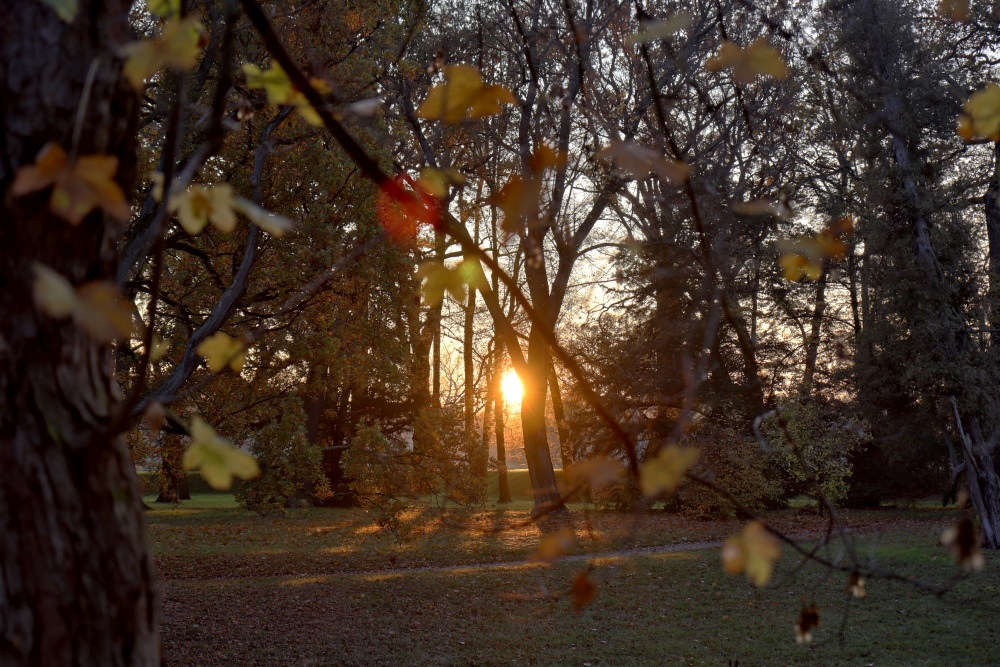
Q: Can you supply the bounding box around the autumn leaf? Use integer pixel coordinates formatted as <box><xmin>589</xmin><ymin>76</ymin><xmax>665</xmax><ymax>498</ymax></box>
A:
<box><xmin>183</xmin><ymin>417</ymin><xmax>260</xmax><ymax>491</ymax></box>
<box><xmin>416</xmin><ymin>260</ymin><xmax>467</xmax><ymax>306</ymax></box>
<box><xmin>376</xmin><ymin>176</ymin><xmax>441</xmax><ymax>241</ymax></box>
<box><xmin>417</xmin><ymin>167</ymin><xmax>466</xmax><ymax>198</ymax></box>
<box><xmin>598</xmin><ymin>142</ymin><xmax>690</xmax><ymax>184</ymax></box>
<box><xmin>33</xmin><ymin>263</ymin><xmax>78</xmax><ymax>318</ymax></box>
<box><xmin>492</xmin><ymin>175</ymin><xmax>542</xmax><ymax>237</ymax></box>
<box><xmin>794</xmin><ymin>605</ymin><xmax>820</xmax><ymax>644</ymax></box>
<box><xmin>706</xmin><ymin>38</ymin><xmax>789</xmax><ymax>83</ymax></box>
<box><xmin>147</xmin><ymin>0</ymin><xmax>180</xmax><ymax>18</ymax></box>
<box><xmin>958</xmin><ymin>84</ymin><xmax>1000</xmax><ymax>141</ymax></box>
<box><xmin>41</xmin><ymin>0</ymin><xmax>77</xmax><ymax>22</ymax></box>
<box><xmin>531</xmin><ymin>527</ymin><xmax>576</xmax><ymax>563</ymax></box>
<box><xmin>639</xmin><ymin>444</ymin><xmax>698</xmax><ymax>498</ymax></box>
<box><xmin>567</xmin><ymin>457</ymin><xmax>624</xmax><ymax>490</ymax></box>
<box><xmin>939</xmin><ymin>0</ymin><xmax>970</xmax><ymax>22</ymax></box>
<box><xmin>571</xmin><ymin>570</ymin><xmax>598</xmax><ymax>611</ymax></box>
<box><xmin>243</xmin><ymin>62</ymin><xmax>329</xmax><ymax>126</ymax></box>
<box><xmin>231</xmin><ymin>197</ymin><xmax>293</xmax><ymax>237</ymax></box>
<box><xmin>169</xmin><ymin>184</ymin><xmax>237</xmax><ymax>235</ymax></box>
<box><xmin>627</xmin><ymin>15</ymin><xmax>692</xmax><ymax>45</ymax></box>
<box><xmin>75</xmin><ymin>282</ymin><xmax>138</xmax><ymax>342</ymax></box>
<box><xmin>151</xmin><ymin>336</ymin><xmax>171</xmax><ymax>362</ymax></box>
<box><xmin>940</xmin><ymin>516</ymin><xmax>984</xmax><ymax>571</ymax></box>
<box><xmin>417</xmin><ymin>64</ymin><xmax>516</xmax><ymax>124</ymax></box>
<box><xmin>122</xmin><ymin>15</ymin><xmax>203</xmax><ymax>89</ymax></box>
<box><xmin>722</xmin><ymin>521</ymin><xmax>781</xmax><ymax>587</ymax></box>
<box><xmin>778</xmin><ymin>217</ymin><xmax>853</xmax><ymax>282</ymax></box>
<box><xmin>33</xmin><ymin>265</ymin><xmax>136</xmax><ymax>342</ymax></box>
<box><xmin>196</xmin><ymin>331</ymin><xmax>246</xmax><ymax>373</ymax></box>
<box><xmin>143</xmin><ymin>401</ymin><xmax>166</xmax><ymax>436</ymax></box>
<box><xmin>12</xmin><ymin>142</ymin><xmax>130</xmax><ymax>224</ymax></box>
<box><xmin>846</xmin><ymin>572</ymin><xmax>866</xmax><ymax>599</ymax></box>
<box><xmin>732</xmin><ymin>198</ymin><xmax>793</xmax><ymax>220</ymax></box>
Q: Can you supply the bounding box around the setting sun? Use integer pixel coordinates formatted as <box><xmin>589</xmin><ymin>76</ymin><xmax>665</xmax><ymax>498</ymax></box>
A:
<box><xmin>500</xmin><ymin>370</ymin><xmax>522</xmax><ymax>407</ymax></box>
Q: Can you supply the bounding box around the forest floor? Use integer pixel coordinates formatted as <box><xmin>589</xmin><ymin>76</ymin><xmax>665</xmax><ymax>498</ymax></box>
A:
<box><xmin>149</xmin><ymin>494</ymin><xmax>1000</xmax><ymax>666</ymax></box>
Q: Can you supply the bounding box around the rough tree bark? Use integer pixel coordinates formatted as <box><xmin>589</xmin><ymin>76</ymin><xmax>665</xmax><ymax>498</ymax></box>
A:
<box><xmin>0</xmin><ymin>1</ymin><xmax>159</xmax><ymax>664</ymax></box>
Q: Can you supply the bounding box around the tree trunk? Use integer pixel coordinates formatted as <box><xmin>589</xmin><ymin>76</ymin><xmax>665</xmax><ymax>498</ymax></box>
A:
<box><xmin>155</xmin><ymin>432</ymin><xmax>187</xmax><ymax>503</ymax></box>
<box><xmin>952</xmin><ymin>404</ymin><xmax>1000</xmax><ymax>549</ymax></box>
<box><xmin>985</xmin><ymin>142</ymin><xmax>1000</xmax><ymax>350</ymax></box>
<box><xmin>520</xmin><ymin>327</ymin><xmax>562</xmax><ymax>513</ymax></box>
<box><xmin>801</xmin><ymin>270</ymin><xmax>827</xmax><ymax>395</ymax></box>
<box><xmin>0</xmin><ymin>2</ymin><xmax>159</xmax><ymax>664</ymax></box>
<box><xmin>548</xmin><ymin>357</ymin><xmax>571</xmax><ymax>470</ymax></box>
<box><xmin>494</xmin><ymin>354</ymin><xmax>512</xmax><ymax>504</ymax></box>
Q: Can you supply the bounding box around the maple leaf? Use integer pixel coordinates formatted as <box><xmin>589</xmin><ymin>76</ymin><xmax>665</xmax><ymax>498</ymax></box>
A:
<box><xmin>598</xmin><ymin>142</ymin><xmax>690</xmax><ymax>184</ymax></box>
<box><xmin>567</xmin><ymin>457</ymin><xmax>624</xmax><ymax>490</ymax></box>
<box><xmin>243</xmin><ymin>63</ymin><xmax>328</xmax><ymax>126</ymax></box>
<box><xmin>169</xmin><ymin>184</ymin><xmax>237</xmax><ymax>235</ymax></box>
<box><xmin>196</xmin><ymin>331</ymin><xmax>246</xmax><ymax>373</ymax></box>
<box><xmin>12</xmin><ymin>142</ymin><xmax>130</xmax><ymax>224</ymax></box>
<box><xmin>33</xmin><ymin>264</ymin><xmax>136</xmax><ymax>342</ymax></box>
<box><xmin>122</xmin><ymin>15</ymin><xmax>203</xmax><ymax>90</ymax></box>
<box><xmin>627</xmin><ymin>15</ymin><xmax>692</xmax><ymax>45</ymax></box>
<box><xmin>777</xmin><ymin>217</ymin><xmax>853</xmax><ymax>282</ymax></box>
<box><xmin>722</xmin><ymin>521</ymin><xmax>781</xmax><ymax>587</ymax></box>
<box><xmin>531</xmin><ymin>527</ymin><xmax>576</xmax><ymax>563</ymax></box>
<box><xmin>417</xmin><ymin>64</ymin><xmax>516</xmax><ymax>124</ymax></box>
<box><xmin>958</xmin><ymin>84</ymin><xmax>1000</xmax><ymax>141</ymax></box>
<box><xmin>706</xmin><ymin>38</ymin><xmax>789</xmax><ymax>83</ymax></box>
<box><xmin>416</xmin><ymin>260</ymin><xmax>467</xmax><ymax>307</ymax></box>
<box><xmin>183</xmin><ymin>417</ymin><xmax>260</xmax><ymax>491</ymax></box>
<box><xmin>417</xmin><ymin>167</ymin><xmax>466</xmax><ymax>198</ymax></box>
<box><xmin>376</xmin><ymin>176</ymin><xmax>441</xmax><ymax>241</ymax></box>
<box><xmin>639</xmin><ymin>444</ymin><xmax>699</xmax><ymax>498</ymax></box>
<box><xmin>571</xmin><ymin>570</ymin><xmax>599</xmax><ymax>611</ymax></box>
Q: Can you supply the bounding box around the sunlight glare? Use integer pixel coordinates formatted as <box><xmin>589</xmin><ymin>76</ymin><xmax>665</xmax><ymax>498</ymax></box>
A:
<box><xmin>501</xmin><ymin>370</ymin><xmax>522</xmax><ymax>406</ymax></box>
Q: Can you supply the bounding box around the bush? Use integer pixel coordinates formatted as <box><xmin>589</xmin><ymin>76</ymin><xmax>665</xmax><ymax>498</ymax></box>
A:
<box><xmin>235</xmin><ymin>400</ymin><xmax>330</xmax><ymax>515</ymax></box>
<box><xmin>762</xmin><ymin>399</ymin><xmax>859</xmax><ymax>507</ymax></box>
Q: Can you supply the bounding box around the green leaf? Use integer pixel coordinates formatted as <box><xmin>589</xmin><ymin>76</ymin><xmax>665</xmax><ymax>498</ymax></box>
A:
<box><xmin>40</xmin><ymin>0</ymin><xmax>77</xmax><ymax>22</ymax></box>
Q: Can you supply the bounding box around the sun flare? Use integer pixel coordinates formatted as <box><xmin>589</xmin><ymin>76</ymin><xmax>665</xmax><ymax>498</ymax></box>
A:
<box><xmin>500</xmin><ymin>370</ymin><xmax>522</xmax><ymax>406</ymax></box>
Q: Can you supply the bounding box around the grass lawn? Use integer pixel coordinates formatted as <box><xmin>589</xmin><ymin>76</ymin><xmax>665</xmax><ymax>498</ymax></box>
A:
<box><xmin>148</xmin><ymin>488</ymin><xmax>999</xmax><ymax>665</ymax></box>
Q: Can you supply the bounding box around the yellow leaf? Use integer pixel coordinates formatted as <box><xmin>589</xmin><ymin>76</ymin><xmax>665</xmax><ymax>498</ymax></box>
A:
<box><xmin>417</xmin><ymin>64</ymin><xmax>515</xmax><ymax>124</ymax></box>
<box><xmin>531</xmin><ymin>527</ymin><xmax>576</xmax><ymax>563</ymax></box>
<box><xmin>122</xmin><ymin>15</ymin><xmax>203</xmax><ymax>90</ymax></box>
<box><xmin>707</xmin><ymin>38</ymin><xmax>788</xmax><ymax>83</ymax></box>
<box><xmin>196</xmin><ymin>331</ymin><xmax>246</xmax><ymax>373</ymax></box>
<box><xmin>960</xmin><ymin>83</ymin><xmax>1000</xmax><ymax>141</ymax></box>
<box><xmin>721</xmin><ymin>521</ymin><xmax>781</xmax><ymax>587</ymax></box>
<box><xmin>147</xmin><ymin>0</ymin><xmax>180</xmax><ymax>17</ymax></box>
<box><xmin>151</xmin><ymin>336</ymin><xmax>171</xmax><ymax>361</ymax></box>
<box><xmin>33</xmin><ymin>263</ymin><xmax>79</xmax><ymax>319</ymax></box>
<box><xmin>639</xmin><ymin>444</ymin><xmax>698</xmax><ymax>497</ymax></box>
<box><xmin>598</xmin><ymin>142</ymin><xmax>690</xmax><ymax>183</ymax></box>
<box><xmin>232</xmin><ymin>197</ymin><xmax>294</xmax><ymax>237</ymax></box>
<box><xmin>627</xmin><ymin>15</ymin><xmax>692</xmax><ymax>45</ymax></box>
<box><xmin>566</xmin><ymin>457</ymin><xmax>624</xmax><ymax>490</ymax></box>
<box><xmin>12</xmin><ymin>142</ymin><xmax>129</xmax><ymax>224</ymax></box>
<box><xmin>416</xmin><ymin>260</ymin><xmax>466</xmax><ymax>306</ymax></box>
<box><xmin>41</xmin><ymin>0</ymin><xmax>77</xmax><ymax>22</ymax></box>
<box><xmin>75</xmin><ymin>282</ymin><xmax>137</xmax><ymax>342</ymax></box>
<box><xmin>183</xmin><ymin>417</ymin><xmax>260</xmax><ymax>490</ymax></box>
<box><xmin>169</xmin><ymin>184</ymin><xmax>236</xmax><ymax>234</ymax></box>
<box><xmin>32</xmin><ymin>266</ymin><xmax>135</xmax><ymax>341</ymax></box>
<box><xmin>243</xmin><ymin>62</ymin><xmax>325</xmax><ymax>126</ymax></box>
